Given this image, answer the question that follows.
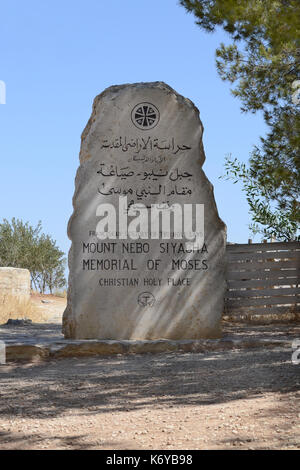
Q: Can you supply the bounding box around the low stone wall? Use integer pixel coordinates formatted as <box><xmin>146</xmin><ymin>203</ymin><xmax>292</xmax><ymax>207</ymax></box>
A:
<box><xmin>2</xmin><ymin>338</ymin><xmax>293</xmax><ymax>362</ymax></box>
<box><xmin>0</xmin><ymin>267</ymin><xmax>31</xmax><ymax>300</ymax></box>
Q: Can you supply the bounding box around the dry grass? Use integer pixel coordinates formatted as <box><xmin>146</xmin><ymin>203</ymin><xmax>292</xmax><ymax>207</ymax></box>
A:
<box><xmin>0</xmin><ymin>293</ymin><xmax>46</xmax><ymax>324</ymax></box>
<box><xmin>53</xmin><ymin>289</ymin><xmax>67</xmax><ymax>298</ymax></box>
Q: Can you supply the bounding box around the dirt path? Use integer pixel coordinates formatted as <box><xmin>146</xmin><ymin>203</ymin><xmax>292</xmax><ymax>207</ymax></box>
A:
<box><xmin>30</xmin><ymin>294</ymin><xmax>66</xmax><ymax>323</ymax></box>
<box><xmin>0</xmin><ymin>348</ymin><xmax>299</xmax><ymax>449</ymax></box>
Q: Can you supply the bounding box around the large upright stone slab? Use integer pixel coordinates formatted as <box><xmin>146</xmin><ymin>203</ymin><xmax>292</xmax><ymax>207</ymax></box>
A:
<box><xmin>63</xmin><ymin>82</ymin><xmax>226</xmax><ymax>340</ymax></box>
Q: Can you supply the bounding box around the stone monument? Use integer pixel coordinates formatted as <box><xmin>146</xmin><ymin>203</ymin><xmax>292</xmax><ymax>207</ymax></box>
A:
<box><xmin>63</xmin><ymin>82</ymin><xmax>226</xmax><ymax>340</ymax></box>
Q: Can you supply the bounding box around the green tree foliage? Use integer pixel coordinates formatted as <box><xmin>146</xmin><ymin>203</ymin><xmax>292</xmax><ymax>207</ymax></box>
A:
<box><xmin>0</xmin><ymin>218</ymin><xmax>66</xmax><ymax>293</ymax></box>
<box><xmin>180</xmin><ymin>0</ymin><xmax>300</xmax><ymax>240</ymax></box>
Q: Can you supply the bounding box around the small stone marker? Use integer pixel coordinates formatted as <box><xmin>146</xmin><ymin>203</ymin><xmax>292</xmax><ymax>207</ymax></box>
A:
<box><xmin>63</xmin><ymin>82</ymin><xmax>226</xmax><ymax>340</ymax></box>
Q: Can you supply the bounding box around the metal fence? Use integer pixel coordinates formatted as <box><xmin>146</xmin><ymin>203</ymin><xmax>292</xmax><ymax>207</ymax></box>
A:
<box><xmin>225</xmin><ymin>241</ymin><xmax>300</xmax><ymax>320</ymax></box>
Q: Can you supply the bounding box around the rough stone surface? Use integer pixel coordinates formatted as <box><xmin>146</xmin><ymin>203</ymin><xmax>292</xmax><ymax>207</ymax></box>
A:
<box><xmin>1</xmin><ymin>322</ymin><xmax>298</xmax><ymax>362</ymax></box>
<box><xmin>1</xmin><ymin>338</ymin><xmax>292</xmax><ymax>363</ymax></box>
<box><xmin>0</xmin><ymin>267</ymin><xmax>30</xmax><ymax>301</ymax></box>
<box><xmin>63</xmin><ymin>82</ymin><xmax>226</xmax><ymax>340</ymax></box>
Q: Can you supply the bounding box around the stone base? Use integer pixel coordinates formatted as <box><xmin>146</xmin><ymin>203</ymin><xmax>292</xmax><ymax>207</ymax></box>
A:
<box><xmin>1</xmin><ymin>337</ymin><xmax>290</xmax><ymax>363</ymax></box>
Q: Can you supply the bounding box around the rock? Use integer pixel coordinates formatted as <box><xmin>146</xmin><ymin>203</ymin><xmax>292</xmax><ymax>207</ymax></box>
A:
<box><xmin>63</xmin><ymin>82</ymin><xmax>226</xmax><ymax>340</ymax></box>
<box><xmin>0</xmin><ymin>267</ymin><xmax>30</xmax><ymax>301</ymax></box>
<box><xmin>5</xmin><ymin>319</ymin><xmax>32</xmax><ymax>326</ymax></box>
<box><xmin>5</xmin><ymin>344</ymin><xmax>49</xmax><ymax>362</ymax></box>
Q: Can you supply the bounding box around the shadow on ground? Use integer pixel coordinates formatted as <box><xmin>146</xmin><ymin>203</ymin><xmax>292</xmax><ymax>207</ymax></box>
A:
<box><xmin>0</xmin><ymin>348</ymin><xmax>299</xmax><ymax>420</ymax></box>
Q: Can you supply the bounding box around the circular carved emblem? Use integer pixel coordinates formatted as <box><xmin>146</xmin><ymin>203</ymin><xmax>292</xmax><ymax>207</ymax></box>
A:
<box><xmin>131</xmin><ymin>103</ymin><xmax>160</xmax><ymax>130</ymax></box>
<box><xmin>137</xmin><ymin>292</ymin><xmax>156</xmax><ymax>307</ymax></box>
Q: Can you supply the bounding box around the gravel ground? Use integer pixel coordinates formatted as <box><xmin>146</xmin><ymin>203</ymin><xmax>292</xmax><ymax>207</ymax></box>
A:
<box><xmin>0</xmin><ymin>347</ymin><xmax>299</xmax><ymax>450</ymax></box>
<box><xmin>1</xmin><ymin>321</ymin><xmax>299</xmax><ymax>345</ymax></box>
